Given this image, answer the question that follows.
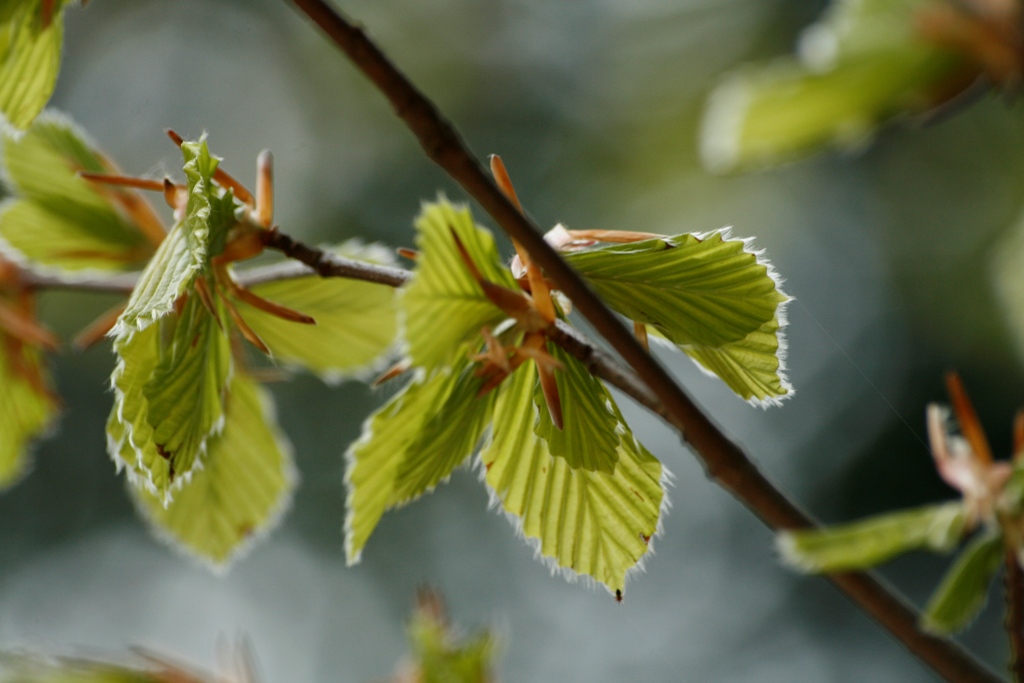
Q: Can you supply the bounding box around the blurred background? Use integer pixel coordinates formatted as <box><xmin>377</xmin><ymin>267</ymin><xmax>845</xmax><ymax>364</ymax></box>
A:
<box><xmin>1</xmin><ymin>0</ymin><xmax>1023</xmax><ymax>680</ymax></box>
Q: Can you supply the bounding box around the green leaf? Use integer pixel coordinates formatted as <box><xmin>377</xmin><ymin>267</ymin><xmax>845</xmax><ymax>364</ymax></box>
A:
<box><xmin>700</xmin><ymin>0</ymin><xmax>963</xmax><ymax>173</ymax></box>
<box><xmin>680</xmin><ymin>314</ymin><xmax>791</xmax><ymax>405</ymax></box>
<box><xmin>0</xmin><ymin>1</ymin><xmax>64</xmax><ymax>129</ymax></box>
<box><xmin>113</xmin><ymin>137</ymin><xmax>233</xmax><ymax>337</ymax></box>
<box><xmin>921</xmin><ymin>530</ymin><xmax>1004</xmax><ymax>635</ymax></box>
<box><xmin>131</xmin><ymin>373</ymin><xmax>297</xmax><ymax>570</ymax></box>
<box><xmin>777</xmin><ymin>502</ymin><xmax>967</xmax><ymax>573</ymax></box>
<box><xmin>534</xmin><ymin>343</ymin><xmax>620</xmax><ymax>473</ymax></box>
<box><xmin>565</xmin><ymin>232</ymin><xmax>786</xmax><ymax>348</ymax></box>
<box><xmin>481</xmin><ymin>361</ymin><xmax>666</xmax><ymax>595</ymax></box>
<box><xmin>0</xmin><ymin>656</ymin><xmax>163</xmax><ymax>683</ymax></box>
<box><xmin>141</xmin><ymin>295</ymin><xmax>232</xmax><ymax>485</ymax></box>
<box><xmin>400</xmin><ymin>199</ymin><xmax>518</xmax><ymax>369</ymax></box>
<box><xmin>109</xmin><ymin>298</ymin><xmax>232</xmax><ymax>502</ymax></box>
<box><xmin>238</xmin><ymin>242</ymin><xmax>398</xmax><ymax>382</ymax></box>
<box><xmin>409</xmin><ymin>598</ymin><xmax>497</xmax><ymax>683</ymax></box>
<box><xmin>344</xmin><ymin>353</ymin><xmax>494</xmax><ymax>563</ymax></box>
<box><xmin>0</xmin><ymin>335</ymin><xmax>57</xmax><ymax>488</ymax></box>
<box><xmin>0</xmin><ymin>114</ymin><xmax>154</xmax><ymax>274</ymax></box>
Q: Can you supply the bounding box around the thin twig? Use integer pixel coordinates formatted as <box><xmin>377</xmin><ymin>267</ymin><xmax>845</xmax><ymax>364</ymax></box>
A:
<box><xmin>284</xmin><ymin>1</ymin><xmax>1002</xmax><ymax>680</ymax></box>
<box><xmin>1007</xmin><ymin>548</ymin><xmax>1024</xmax><ymax>682</ymax></box>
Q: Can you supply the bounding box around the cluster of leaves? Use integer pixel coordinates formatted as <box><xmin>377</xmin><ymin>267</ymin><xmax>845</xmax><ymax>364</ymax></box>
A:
<box><xmin>700</xmin><ymin>0</ymin><xmax>1022</xmax><ymax>173</ymax></box>
<box><xmin>0</xmin><ymin>114</ymin><xmax>399</xmax><ymax>568</ymax></box>
<box><xmin>0</xmin><ymin>110</ymin><xmax>791</xmax><ymax>596</ymax></box>
<box><xmin>0</xmin><ymin>590</ymin><xmax>498</xmax><ymax>683</ymax></box>
<box><xmin>779</xmin><ymin>373</ymin><xmax>1023</xmax><ymax>635</ymax></box>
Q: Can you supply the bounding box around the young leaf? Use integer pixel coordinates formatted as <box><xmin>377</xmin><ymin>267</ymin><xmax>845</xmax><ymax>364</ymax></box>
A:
<box><xmin>777</xmin><ymin>502</ymin><xmax>967</xmax><ymax>573</ymax></box>
<box><xmin>344</xmin><ymin>353</ymin><xmax>494</xmax><ymax>563</ymax></box>
<box><xmin>131</xmin><ymin>373</ymin><xmax>297</xmax><ymax>570</ymax></box>
<box><xmin>237</xmin><ymin>242</ymin><xmax>398</xmax><ymax>382</ymax></box>
<box><xmin>921</xmin><ymin>530</ymin><xmax>1004</xmax><ymax>635</ymax></box>
<box><xmin>681</xmin><ymin>315</ymin><xmax>791</xmax><ymax>405</ymax></box>
<box><xmin>564</xmin><ymin>232</ymin><xmax>785</xmax><ymax>348</ymax></box>
<box><xmin>700</xmin><ymin>0</ymin><xmax>964</xmax><ymax>173</ymax></box>
<box><xmin>0</xmin><ymin>114</ymin><xmax>154</xmax><ymax>274</ymax></box>
<box><xmin>141</xmin><ymin>295</ymin><xmax>232</xmax><ymax>484</ymax></box>
<box><xmin>113</xmin><ymin>138</ymin><xmax>230</xmax><ymax>337</ymax></box>
<box><xmin>533</xmin><ymin>343</ymin><xmax>620</xmax><ymax>474</ymax></box>
<box><xmin>0</xmin><ymin>338</ymin><xmax>56</xmax><ymax>488</ymax></box>
<box><xmin>0</xmin><ymin>1</ymin><xmax>65</xmax><ymax>129</ymax></box>
<box><xmin>480</xmin><ymin>361</ymin><xmax>666</xmax><ymax>595</ymax></box>
<box><xmin>399</xmin><ymin>199</ymin><xmax>518</xmax><ymax>369</ymax></box>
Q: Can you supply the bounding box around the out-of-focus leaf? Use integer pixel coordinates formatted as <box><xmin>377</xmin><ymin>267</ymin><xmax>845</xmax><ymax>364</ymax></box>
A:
<box><xmin>400</xmin><ymin>199</ymin><xmax>517</xmax><ymax>369</ymax></box>
<box><xmin>0</xmin><ymin>1</ymin><xmax>65</xmax><ymax>129</ymax></box>
<box><xmin>408</xmin><ymin>592</ymin><xmax>497</xmax><ymax>683</ymax></box>
<box><xmin>480</xmin><ymin>361</ymin><xmax>665</xmax><ymax>596</ymax></box>
<box><xmin>564</xmin><ymin>232</ymin><xmax>785</xmax><ymax>348</ymax></box>
<box><xmin>131</xmin><ymin>373</ymin><xmax>296</xmax><ymax>570</ymax></box>
<box><xmin>239</xmin><ymin>242</ymin><xmax>398</xmax><ymax>382</ymax></box>
<box><xmin>141</xmin><ymin>295</ymin><xmax>231</xmax><ymax>488</ymax></box>
<box><xmin>777</xmin><ymin>502</ymin><xmax>967</xmax><ymax>572</ymax></box>
<box><xmin>0</xmin><ymin>114</ymin><xmax>154</xmax><ymax>274</ymax></box>
<box><xmin>344</xmin><ymin>354</ymin><xmax>493</xmax><ymax>564</ymax></box>
<box><xmin>681</xmin><ymin>314</ymin><xmax>790</xmax><ymax>405</ymax></box>
<box><xmin>0</xmin><ymin>334</ymin><xmax>56</xmax><ymax>488</ymax></box>
<box><xmin>533</xmin><ymin>343</ymin><xmax>619</xmax><ymax>473</ymax></box>
<box><xmin>921</xmin><ymin>530</ymin><xmax>1004</xmax><ymax>634</ymax></box>
<box><xmin>700</xmin><ymin>0</ymin><xmax>966</xmax><ymax>173</ymax></box>
<box><xmin>113</xmin><ymin>138</ymin><xmax>231</xmax><ymax>338</ymax></box>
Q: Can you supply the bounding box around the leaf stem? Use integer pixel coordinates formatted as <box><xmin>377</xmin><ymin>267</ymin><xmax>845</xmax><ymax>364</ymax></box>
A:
<box><xmin>284</xmin><ymin>1</ymin><xmax>1002</xmax><ymax>680</ymax></box>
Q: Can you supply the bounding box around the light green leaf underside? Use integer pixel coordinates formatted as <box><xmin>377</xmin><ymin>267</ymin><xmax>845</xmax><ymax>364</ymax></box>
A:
<box><xmin>481</xmin><ymin>361</ymin><xmax>664</xmax><ymax>594</ymax></box>
<box><xmin>680</xmin><ymin>314</ymin><xmax>790</xmax><ymax>404</ymax></box>
<box><xmin>241</xmin><ymin>246</ymin><xmax>398</xmax><ymax>381</ymax></box>
<box><xmin>534</xmin><ymin>343</ymin><xmax>619</xmax><ymax>473</ymax></box>
<box><xmin>345</xmin><ymin>353</ymin><xmax>493</xmax><ymax>563</ymax></box>
<box><xmin>141</xmin><ymin>296</ymin><xmax>232</xmax><ymax>485</ymax></box>
<box><xmin>777</xmin><ymin>502</ymin><xmax>966</xmax><ymax>573</ymax></box>
<box><xmin>109</xmin><ymin>324</ymin><xmax>169</xmax><ymax>493</ymax></box>
<box><xmin>113</xmin><ymin>138</ymin><xmax>229</xmax><ymax>337</ymax></box>
<box><xmin>131</xmin><ymin>374</ymin><xmax>296</xmax><ymax>569</ymax></box>
<box><xmin>0</xmin><ymin>115</ymin><xmax>152</xmax><ymax>273</ymax></box>
<box><xmin>0</xmin><ymin>339</ymin><xmax>56</xmax><ymax>488</ymax></box>
<box><xmin>565</xmin><ymin>233</ymin><xmax>785</xmax><ymax>348</ymax></box>
<box><xmin>400</xmin><ymin>199</ymin><xmax>517</xmax><ymax>369</ymax></box>
<box><xmin>921</xmin><ymin>530</ymin><xmax>1004</xmax><ymax>635</ymax></box>
<box><xmin>0</xmin><ymin>2</ymin><xmax>63</xmax><ymax>129</ymax></box>
<box><xmin>700</xmin><ymin>0</ymin><xmax>962</xmax><ymax>173</ymax></box>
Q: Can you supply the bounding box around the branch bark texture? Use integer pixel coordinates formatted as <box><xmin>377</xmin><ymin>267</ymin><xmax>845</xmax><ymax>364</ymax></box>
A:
<box><xmin>284</xmin><ymin>1</ymin><xmax>1004</xmax><ymax>680</ymax></box>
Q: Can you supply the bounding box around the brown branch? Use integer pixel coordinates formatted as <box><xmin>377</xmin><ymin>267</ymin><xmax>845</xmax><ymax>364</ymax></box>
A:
<box><xmin>284</xmin><ymin>1</ymin><xmax>1003</xmax><ymax>680</ymax></box>
<box><xmin>1007</xmin><ymin>548</ymin><xmax>1024</xmax><ymax>682</ymax></box>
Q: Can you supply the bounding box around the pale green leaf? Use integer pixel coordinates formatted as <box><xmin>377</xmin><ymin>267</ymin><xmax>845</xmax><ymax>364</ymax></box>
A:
<box><xmin>700</xmin><ymin>0</ymin><xmax>963</xmax><ymax>173</ymax></box>
<box><xmin>131</xmin><ymin>373</ymin><xmax>297</xmax><ymax>570</ymax></box>
<box><xmin>0</xmin><ymin>334</ymin><xmax>56</xmax><ymax>488</ymax></box>
<box><xmin>481</xmin><ymin>361</ymin><xmax>666</xmax><ymax>595</ymax></box>
<box><xmin>921</xmin><ymin>530</ymin><xmax>1004</xmax><ymax>635</ymax></box>
<box><xmin>777</xmin><ymin>502</ymin><xmax>967</xmax><ymax>573</ymax></box>
<box><xmin>141</xmin><ymin>295</ymin><xmax>232</xmax><ymax>484</ymax></box>
<box><xmin>534</xmin><ymin>343</ymin><xmax>620</xmax><ymax>473</ymax></box>
<box><xmin>564</xmin><ymin>232</ymin><xmax>786</xmax><ymax>348</ymax></box>
<box><xmin>0</xmin><ymin>114</ymin><xmax>154</xmax><ymax>274</ymax></box>
<box><xmin>680</xmin><ymin>314</ymin><xmax>791</xmax><ymax>405</ymax></box>
<box><xmin>409</xmin><ymin>601</ymin><xmax>497</xmax><ymax>683</ymax></box>
<box><xmin>400</xmin><ymin>199</ymin><xmax>517</xmax><ymax>369</ymax></box>
<box><xmin>108</xmin><ymin>324</ymin><xmax>171</xmax><ymax>494</ymax></box>
<box><xmin>113</xmin><ymin>137</ymin><xmax>231</xmax><ymax>337</ymax></box>
<box><xmin>0</xmin><ymin>656</ymin><xmax>161</xmax><ymax>683</ymax></box>
<box><xmin>0</xmin><ymin>2</ymin><xmax>63</xmax><ymax>129</ymax></box>
<box><xmin>344</xmin><ymin>353</ymin><xmax>493</xmax><ymax>563</ymax></box>
<box><xmin>239</xmin><ymin>242</ymin><xmax>398</xmax><ymax>382</ymax></box>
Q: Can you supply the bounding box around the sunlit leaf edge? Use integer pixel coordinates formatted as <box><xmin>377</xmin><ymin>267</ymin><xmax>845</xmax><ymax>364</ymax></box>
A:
<box><xmin>127</xmin><ymin>377</ymin><xmax>299</xmax><ymax>575</ymax></box>
<box><xmin>0</xmin><ymin>346</ymin><xmax>59</xmax><ymax>491</ymax></box>
<box><xmin>642</xmin><ymin>228</ymin><xmax>792</xmax><ymax>407</ymax></box>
